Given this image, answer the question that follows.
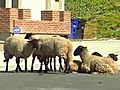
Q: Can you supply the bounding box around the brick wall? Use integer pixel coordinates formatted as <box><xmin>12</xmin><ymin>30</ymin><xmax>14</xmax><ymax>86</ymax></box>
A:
<box><xmin>18</xmin><ymin>9</ymin><xmax>31</xmax><ymax>20</ymax></box>
<box><xmin>0</xmin><ymin>8</ymin><xmax>71</xmax><ymax>36</ymax></box>
<box><xmin>13</xmin><ymin>20</ymin><xmax>70</xmax><ymax>34</ymax></box>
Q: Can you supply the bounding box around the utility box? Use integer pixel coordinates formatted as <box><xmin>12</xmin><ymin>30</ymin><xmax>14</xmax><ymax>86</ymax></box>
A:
<box><xmin>70</xmin><ymin>18</ymin><xmax>86</xmax><ymax>39</ymax></box>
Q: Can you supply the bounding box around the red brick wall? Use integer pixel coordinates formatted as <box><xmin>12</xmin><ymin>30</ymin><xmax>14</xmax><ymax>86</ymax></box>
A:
<box><xmin>0</xmin><ymin>8</ymin><xmax>71</xmax><ymax>35</ymax></box>
<box><xmin>0</xmin><ymin>8</ymin><xmax>18</xmax><ymax>20</ymax></box>
<box><xmin>18</xmin><ymin>9</ymin><xmax>31</xmax><ymax>20</ymax></box>
<box><xmin>41</xmin><ymin>11</ymin><xmax>71</xmax><ymax>22</ymax></box>
<box><xmin>13</xmin><ymin>20</ymin><xmax>70</xmax><ymax>35</ymax></box>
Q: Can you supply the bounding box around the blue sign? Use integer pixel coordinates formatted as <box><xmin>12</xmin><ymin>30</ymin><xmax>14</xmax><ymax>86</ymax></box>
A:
<box><xmin>13</xmin><ymin>26</ymin><xmax>21</xmax><ymax>34</ymax></box>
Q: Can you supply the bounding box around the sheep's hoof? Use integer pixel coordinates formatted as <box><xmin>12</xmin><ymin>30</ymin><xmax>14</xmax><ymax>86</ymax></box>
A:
<box><xmin>38</xmin><ymin>70</ymin><xmax>42</xmax><ymax>73</ymax></box>
<box><xmin>15</xmin><ymin>69</ymin><xmax>18</xmax><ymax>72</ymax></box>
<box><xmin>20</xmin><ymin>70</ymin><xmax>24</xmax><ymax>72</ymax></box>
<box><xmin>24</xmin><ymin>70</ymin><xmax>28</xmax><ymax>73</ymax></box>
<box><xmin>44</xmin><ymin>70</ymin><xmax>48</xmax><ymax>73</ymax></box>
<box><xmin>64</xmin><ymin>70</ymin><xmax>70</xmax><ymax>74</ymax></box>
<box><xmin>5</xmin><ymin>70</ymin><xmax>8</xmax><ymax>72</ymax></box>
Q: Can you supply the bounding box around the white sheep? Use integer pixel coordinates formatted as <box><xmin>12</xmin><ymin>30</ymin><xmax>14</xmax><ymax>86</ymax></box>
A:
<box><xmin>74</xmin><ymin>45</ymin><xmax>118</xmax><ymax>75</ymax></box>
<box><xmin>25</xmin><ymin>33</ymin><xmax>64</xmax><ymax>72</ymax></box>
<box><xmin>25</xmin><ymin>36</ymin><xmax>73</xmax><ymax>73</ymax></box>
<box><xmin>4</xmin><ymin>35</ymin><xmax>36</xmax><ymax>72</ymax></box>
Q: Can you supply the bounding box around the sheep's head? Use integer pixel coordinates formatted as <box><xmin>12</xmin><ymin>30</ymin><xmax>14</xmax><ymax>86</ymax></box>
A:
<box><xmin>74</xmin><ymin>45</ymin><xmax>88</xmax><ymax>56</ymax></box>
<box><xmin>91</xmin><ymin>52</ymin><xmax>103</xmax><ymax>57</ymax></box>
<box><xmin>24</xmin><ymin>33</ymin><xmax>35</xmax><ymax>39</ymax></box>
<box><xmin>27</xmin><ymin>39</ymin><xmax>39</xmax><ymax>49</ymax></box>
<box><xmin>108</xmin><ymin>53</ymin><xmax>118</xmax><ymax>61</ymax></box>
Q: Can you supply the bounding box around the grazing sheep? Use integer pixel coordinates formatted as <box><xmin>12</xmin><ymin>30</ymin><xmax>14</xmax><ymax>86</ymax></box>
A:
<box><xmin>25</xmin><ymin>33</ymin><xmax>64</xmax><ymax>72</ymax></box>
<box><xmin>4</xmin><ymin>35</ymin><xmax>36</xmax><ymax>72</ymax></box>
<box><xmin>74</xmin><ymin>45</ymin><xmax>118</xmax><ymax>75</ymax></box>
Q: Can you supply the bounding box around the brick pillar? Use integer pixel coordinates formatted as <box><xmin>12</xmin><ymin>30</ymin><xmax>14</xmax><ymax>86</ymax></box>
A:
<box><xmin>41</xmin><ymin>11</ymin><xmax>60</xmax><ymax>22</ymax></box>
<box><xmin>0</xmin><ymin>8</ymin><xmax>18</xmax><ymax>32</ymax></box>
<box><xmin>0</xmin><ymin>8</ymin><xmax>18</xmax><ymax>20</ymax></box>
<box><xmin>52</xmin><ymin>11</ymin><xmax>60</xmax><ymax>22</ymax></box>
<box><xmin>41</xmin><ymin>11</ymin><xmax>52</xmax><ymax>21</ymax></box>
<box><xmin>63</xmin><ymin>11</ymin><xmax>71</xmax><ymax>22</ymax></box>
<box><xmin>18</xmin><ymin>9</ymin><xmax>31</xmax><ymax>20</ymax></box>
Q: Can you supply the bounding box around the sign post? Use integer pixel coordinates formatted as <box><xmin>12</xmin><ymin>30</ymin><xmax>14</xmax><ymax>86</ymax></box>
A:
<box><xmin>12</xmin><ymin>26</ymin><xmax>21</xmax><ymax>34</ymax></box>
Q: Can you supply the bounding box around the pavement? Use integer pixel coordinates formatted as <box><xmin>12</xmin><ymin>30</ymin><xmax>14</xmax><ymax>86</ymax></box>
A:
<box><xmin>0</xmin><ymin>40</ymin><xmax>120</xmax><ymax>90</ymax></box>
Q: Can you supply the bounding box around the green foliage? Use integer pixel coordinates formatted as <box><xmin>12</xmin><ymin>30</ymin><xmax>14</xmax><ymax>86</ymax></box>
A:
<box><xmin>65</xmin><ymin>0</ymin><xmax>120</xmax><ymax>38</ymax></box>
<box><xmin>96</xmin><ymin>29</ymin><xmax>120</xmax><ymax>38</ymax></box>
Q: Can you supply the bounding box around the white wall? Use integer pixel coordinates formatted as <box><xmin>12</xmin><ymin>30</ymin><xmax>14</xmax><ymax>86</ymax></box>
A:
<box><xmin>5</xmin><ymin>0</ymin><xmax>65</xmax><ymax>21</ymax></box>
<box><xmin>18</xmin><ymin>0</ymin><xmax>46</xmax><ymax>21</ymax></box>
<box><xmin>5</xmin><ymin>0</ymin><xmax>12</xmax><ymax>8</ymax></box>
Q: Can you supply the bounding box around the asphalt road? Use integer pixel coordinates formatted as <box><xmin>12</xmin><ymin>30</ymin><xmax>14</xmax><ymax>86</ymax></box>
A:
<box><xmin>0</xmin><ymin>40</ymin><xmax>120</xmax><ymax>90</ymax></box>
<box><xmin>0</xmin><ymin>72</ymin><xmax>120</xmax><ymax>90</ymax></box>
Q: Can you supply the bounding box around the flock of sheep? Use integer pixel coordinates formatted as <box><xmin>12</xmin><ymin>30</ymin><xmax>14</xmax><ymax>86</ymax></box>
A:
<box><xmin>3</xmin><ymin>33</ymin><xmax>119</xmax><ymax>75</ymax></box>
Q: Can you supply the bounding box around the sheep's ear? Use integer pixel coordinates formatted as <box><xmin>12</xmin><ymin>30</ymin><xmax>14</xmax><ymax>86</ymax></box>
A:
<box><xmin>24</xmin><ymin>33</ymin><xmax>35</xmax><ymax>39</ymax></box>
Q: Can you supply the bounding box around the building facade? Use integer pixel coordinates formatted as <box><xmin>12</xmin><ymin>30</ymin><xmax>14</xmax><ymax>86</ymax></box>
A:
<box><xmin>0</xmin><ymin>0</ymin><xmax>65</xmax><ymax>20</ymax></box>
<box><xmin>0</xmin><ymin>0</ymin><xmax>71</xmax><ymax>40</ymax></box>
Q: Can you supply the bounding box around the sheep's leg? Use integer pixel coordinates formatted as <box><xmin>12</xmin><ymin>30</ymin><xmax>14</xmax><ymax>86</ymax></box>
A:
<box><xmin>64</xmin><ymin>60</ymin><xmax>70</xmax><ymax>73</ymax></box>
<box><xmin>25</xmin><ymin>59</ymin><xmax>27</xmax><ymax>72</ymax></box>
<box><xmin>46</xmin><ymin>57</ymin><xmax>50</xmax><ymax>71</ymax></box>
<box><xmin>44</xmin><ymin>57</ymin><xmax>48</xmax><ymax>73</ymax></box>
<box><xmin>5</xmin><ymin>60</ymin><xmax>9</xmax><ymax>72</ymax></box>
<box><xmin>50</xmin><ymin>57</ymin><xmax>53</xmax><ymax>71</ymax></box>
<box><xmin>53</xmin><ymin>57</ymin><xmax>56</xmax><ymax>72</ymax></box>
<box><xmin>31</xmin><ymin>56</ymin><xmax>36</xmax><ymax>72</ymax></box>
<box><xmin>38</xmin><ymin>57</ymin><xmax>43</xmax><ymax>72</ymax></box>
<box><xmin>15</xmin><ymin>58</ymin><xmax>23</xmax><ymax>72</ymax></box>
<box><xmin>59</xmin><ymin>57</ymin><xmax>63</xmax><ymax>72</ymax></box>
<box><xmin>39</xmin><ymin>60</ymin><xmax>43</xmax><ymax>72</ymax></box>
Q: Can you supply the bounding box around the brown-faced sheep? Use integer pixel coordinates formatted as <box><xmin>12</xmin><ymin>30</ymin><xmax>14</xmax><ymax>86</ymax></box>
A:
<box><xmin>4</xmin><ymin>35</ymin><xmax>36</xmax><ymax>72</ymax></box>
<box><xmin>74</xmin><ymin>45</ymin><xmax>118</xmax><ymax>75</ymax></box>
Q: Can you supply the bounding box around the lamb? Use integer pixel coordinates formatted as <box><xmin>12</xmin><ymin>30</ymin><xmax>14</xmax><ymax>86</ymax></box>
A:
<box><xmin>3</xmin><ymin>35</ymin><xmax>36</xmax><ymax>72</ymax></box>
<box><xmin>74</xmin><ymin>45</ymin><xmax>118</xmax><ymax>75</ymax></box>
<box><xmin>25</xmin><ymin>36</ymin><xmax>73</xmax><ymax>73</ymax></box>
<box><xmin>25</xmin><ymin>33</ymin><xmax>64</xmax><ymax>72</ymax></box>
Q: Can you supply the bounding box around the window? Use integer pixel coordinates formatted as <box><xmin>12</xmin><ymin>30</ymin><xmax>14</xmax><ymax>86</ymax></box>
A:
<box><xmin>0</xmin><ymin>0</ymin><xmax>5</xmax><ymax>7</ymax></box>
<box><xmin>12</xmin><ymin>0</ymin><xmax>18</xmax><ymax>8</ymax></box>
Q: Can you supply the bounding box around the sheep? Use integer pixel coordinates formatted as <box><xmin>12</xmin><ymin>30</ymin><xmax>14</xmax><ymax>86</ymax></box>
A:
<box><xmin>74</xmin><ymin>45</ymin><xmax>118</xmax><ymax>75</ymax></box>
<box><xmin>91</xmin><ymin>52</ymin><xmax>103</xmax><ymax>57</ymax></box>
<box><xmin>70</xmin><ymin>60</ymin><xmax>82</xmax><ymax>73</ymax></box>
<box><xmin>91</xmin><ymin>52</ymin><xmax>118</xmax><ymax>61</ymax></box>
<box><xmin>3</xmin><ymin>35</ymin><xmax>36</xmax><ymax>72</ymax></box>
<box><xmin>107</xmin><ymin>53</ymin><xmax>118</xmax><ymax>61</ymax></box>
<box><xmin>26</xmin><ymin>36</ymin><xmax>73</xmax><ymax>73</ymax></box>
<box><xmin>24</xmin><ymin>33</ymin><xmax>64</xmax><ymax>72</ymax></box>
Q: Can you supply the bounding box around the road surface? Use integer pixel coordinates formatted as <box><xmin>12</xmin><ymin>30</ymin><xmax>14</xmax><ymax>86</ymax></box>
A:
<box><xmin>0</xmin><ymin>40</ymin><xmax>120</xmax><ymax>90</ymax></box>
